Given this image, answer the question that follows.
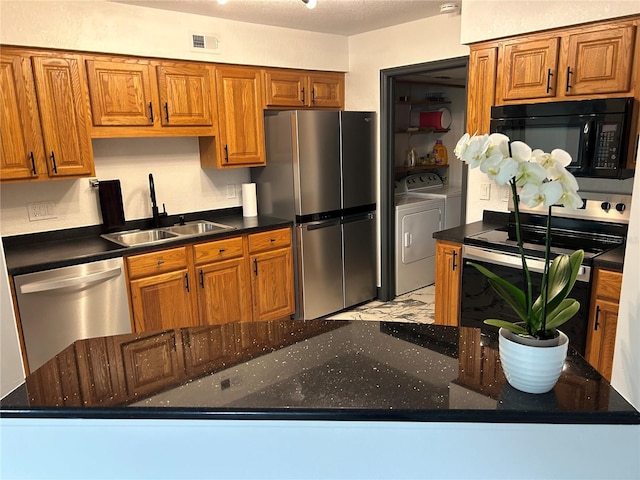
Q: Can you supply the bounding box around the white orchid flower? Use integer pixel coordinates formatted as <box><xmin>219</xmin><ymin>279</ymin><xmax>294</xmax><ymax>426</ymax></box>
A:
<box><xmin>515</xmin><ymin>160</ymin><xmax>546</xmax><ymax>187</ymax></box>
<box><xmin>547</xmin><ymin>163</ymin><xmax>579</xmax><ymax>192</ymax></box>
<box><xmin>460</xmin><ymin>134</ymin><xmax>490</xmax><ymax>168</ymax></box>
<box><xmin>510</xmin><ymin>141</ymin><xmax>532</xmax><ymax>162</ymax></box>
<box><xmin>519</xmin><ymin>181</ymin><xmax>563</xmax><ymax>208</ymax></box>
<box><xmin>557</xmin><ymin>189</ymin><xmax>584</xmax><ymax>209</ymax></box>
<box><xmin>454</xmin><ymin>133</ymin><xmax>470</xmax><ymax>159</ymax></box>
<box><xmin>531</xmin><ymin>148</ymin><xmax>572</xmax><ymax>169</ymax></box>
<box><xmin>487</xmin><ymin>133</ymin><xmax>510</xmax><ymax>158</ymax></box>
<box><xmin>480</xmin><ymin>154</ymin><xmax>519</xmax><ymax>185</ymax></box>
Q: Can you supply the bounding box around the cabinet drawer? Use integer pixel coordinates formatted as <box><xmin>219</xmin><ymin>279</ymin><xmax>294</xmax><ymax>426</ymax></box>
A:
<box><xmin>595</xmin><ymin>269</ymin><xmax>622</xmax><ymax>301</ymax></box>
<box><xmin>126</xmin><ymin>247</ymin><xmax>188</xmax><ymax>279</ymax></box>
<box><xmin>248</xmin><ymin>228</ymin><xmax>291</xmax><ymax>253</ymax></box>
<box><xmin>193</xmin><ymin>236</ymin><xmax>244</xmax><ymax>265</ymax></box>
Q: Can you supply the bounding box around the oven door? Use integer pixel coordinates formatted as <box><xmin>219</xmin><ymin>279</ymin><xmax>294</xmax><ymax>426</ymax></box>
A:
<box><xmin>460</xmin><ymin>245</ymin><xmax>591</xmax><ymax>356</ymax></box>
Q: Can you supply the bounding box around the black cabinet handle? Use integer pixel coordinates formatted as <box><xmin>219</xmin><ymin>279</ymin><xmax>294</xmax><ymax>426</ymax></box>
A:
<box><xmin>594</xmin><ymin>305</ymin><xmax>601</xmax><ymax>330</ymax></box>
<box><xmin>219</xmin><ymin>248</ymin><xmax>225</xmax><ymax>253</ymax></box>
<box><xmin>184</xmin><ymin>330</ymin><xmax>191</xmax><ymax>348</ymax></box>
<box><xmin>224</xmin><ymin>145</ymin><xmax>229</xmax><ymax>163</ymax></box>
<box><xmin>254</xmin><ymin>258</ymin><xmax>258</xmax><ymax>276</ymax></box>
<box><xmin>164</xmin><ymin>102</ymin><xmax>169</xmax><ymax>122</ymax></box>
<box><xmin>311</xmin><ymin>87</ymin><xmax>316</xmax><ymax>104</ymax></box>
<box><xmin>50</xmin><ymin>151</ymin><xmax>57</xmax><ymax>174</ymax></box>
<box><xmin>566</xmin><ymin>66</ymin><xmax>573</xmax><ymax>92</ymax></box>
<box><xmin>301</xmin><ymin>87</ymin><xmax>305</xmax><ymax>104</ymax></box>
<box><xmin>185</xmin><ymin>273</ymin><xmax>190</xmax><ymax>292</ymax></box>
<box><xmin>149</xmin><ymin>102</ymin><xmax>154</xmax><ymax>123</ymax></box>
<box><xmin>29</xmin><ymin>152</ymin><xmax>37</xmax><ymax>175</ymax></box>
<box><xmin>546</xmin><ymin>69</ymin><xmax>553</xmax><ymax>93</ymax></box>
<box><xmin>452</xmin><ymin>251</ymin><xmax>458</xmax><ymax>271</ymax></box>
<box><xmin>199</xmin><ymin>269</ymin><xmax>204</xmax><ymax>288</ymax></box>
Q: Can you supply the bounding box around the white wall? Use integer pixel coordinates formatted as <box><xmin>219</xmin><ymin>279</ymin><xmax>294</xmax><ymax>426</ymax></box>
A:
<box><xmin>460</xmin><ymin>0</ymin><xmax>640</xmax><ymax>44</ymax></box>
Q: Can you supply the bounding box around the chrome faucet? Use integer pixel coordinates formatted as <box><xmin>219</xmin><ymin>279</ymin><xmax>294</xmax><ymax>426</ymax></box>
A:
<box><xmin>149</xmin><ymin>173</ymin><xmax>167</xmax><ymax>227</ymax></box>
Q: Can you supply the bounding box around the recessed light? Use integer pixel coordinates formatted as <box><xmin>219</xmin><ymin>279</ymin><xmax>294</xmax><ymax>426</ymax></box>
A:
<box><xmin>439</xmin><ymin>3</ymin><xmax>458</xmax><ymax>14</ymax></box>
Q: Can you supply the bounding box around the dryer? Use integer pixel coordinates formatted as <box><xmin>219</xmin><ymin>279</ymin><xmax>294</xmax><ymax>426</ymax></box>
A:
<box><xmin>395</xmin><ymin>192</ymin><xmax>444</xmax><ymax>296</ymax></box>
<box><xmin>402</xmin><ymin>173</ymin><xmax>462</xmax><ymax>229</ymax></box>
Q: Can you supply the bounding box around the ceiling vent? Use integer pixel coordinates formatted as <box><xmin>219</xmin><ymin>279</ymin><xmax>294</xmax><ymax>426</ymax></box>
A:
<box><xmin>190</xmin><ymin>32</ymin><xmax>221</xmax><ymax>54</ymax></box>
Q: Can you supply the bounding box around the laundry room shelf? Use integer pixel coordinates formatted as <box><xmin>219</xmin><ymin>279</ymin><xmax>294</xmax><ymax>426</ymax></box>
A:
<box><xmin>395</xmin><ymin>164</ymin><xmax>449</xmax><ymax>174</ymax></box>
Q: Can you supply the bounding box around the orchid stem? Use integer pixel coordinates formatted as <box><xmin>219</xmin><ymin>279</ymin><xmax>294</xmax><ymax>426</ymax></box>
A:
<box><xmin>541</xmin><ymin>205</ymin><xmax>552</xmax><ymax>336</ymax></box>
<box><xmin>510</xmin><ymin>177</ymin><xmax>533</xmax><ymax>334</ymax></box>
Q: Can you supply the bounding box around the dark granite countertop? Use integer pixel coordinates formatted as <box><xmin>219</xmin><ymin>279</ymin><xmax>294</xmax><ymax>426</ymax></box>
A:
<box><xmin>433</xmin><ymin>210</ymin><xmax>508</xmax><ymax>244</ymax></box>
<box><xmin>2</xmin><ymin>320</ymin><xmax>638</xmax><ymax>425</ymax></box>
<box><xmin>2</xmin><ymin>208</ymin><xmax>292</xmax><ymax>276</ymax></box>
<box><xmin>592</xmin><ymin>244</ymin><xmax>626</xmax><ymax>271</ymax></box>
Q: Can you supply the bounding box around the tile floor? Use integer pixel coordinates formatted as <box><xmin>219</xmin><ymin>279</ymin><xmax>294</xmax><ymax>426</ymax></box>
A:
<box><xmin>325</xmin><ymin>285</ymin><xmax>435</xmax><ymax>324</ymax></box>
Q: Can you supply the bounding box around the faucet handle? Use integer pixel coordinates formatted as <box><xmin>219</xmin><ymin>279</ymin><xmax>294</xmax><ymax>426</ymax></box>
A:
<box><xmin>160</xmin><ymin>203</ymin><xmax>168</xmax><ymax>218</ymax></box>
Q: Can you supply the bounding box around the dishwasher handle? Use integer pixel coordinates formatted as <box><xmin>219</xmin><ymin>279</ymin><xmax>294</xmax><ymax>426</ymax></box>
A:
<box><xmin>19</xmin><ymin>266</ymin><xmax>123</xmax><ymax>294</ymax></box>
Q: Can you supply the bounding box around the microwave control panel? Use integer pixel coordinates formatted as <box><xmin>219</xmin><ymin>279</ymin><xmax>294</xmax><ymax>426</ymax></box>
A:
<box><xmin>594</xmin><ymin>123</ymin><xmax>621</xmax><ymax>170</ymax></box>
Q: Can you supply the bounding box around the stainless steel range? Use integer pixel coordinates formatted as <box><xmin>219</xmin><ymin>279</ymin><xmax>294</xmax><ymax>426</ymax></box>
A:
<box><xmin>460</xmin><ymin>192</ymin><xmax>631</xmax><ymax>356</ymax></box>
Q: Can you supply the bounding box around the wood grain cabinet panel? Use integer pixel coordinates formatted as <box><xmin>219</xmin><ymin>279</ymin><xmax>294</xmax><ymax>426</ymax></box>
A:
<box><xmin>85</xmin><ymin>59</ymin><xmax>155</xmax><ymax>126</ymax></box>
<box><xmin>308</xmin><ymin>72</ymin><xmax>344</xmax><ymax>109</ymax></box>
<box><xmin>201</xmin><ymin>65</ymin><xmax>265</xmax><ymax>168</ymax></box>
<box><xmin>31</xmin><ymin>53</ymin><xmax>94</xmax><ymax>178</ymax></box>
<box><xmin>250</xmin><ymin>246</ymin><xmax>295</xmax><ymax>322</ymax></box>
<box><xmin>182</xmin><ymin>324</ymin><xmax>237</xmax><ymax>377</ymax></box>
<box><xmin>499</xmin><ymin>36</ymin><xmax>559</xmax><ymax>101</ymax></box>
<box><xmin>0</xmin><ymin>52</ymin><xmax>46</xmax><ymax>181</ymax></box>
<box><xmin>466</xmin><ymin>45</ymin><xmax>497</xmax><ymax>135</ymax></box>
<box><xmin>434</xmin><ymin>240</ymin><xmax>462</xmax><ymax>326</ymax></box>
<box><xmin>561</xmin><ymin>24</ymin><xmax>635</xmax><ymax>96</ymax></box>
<box><xmin>263</xmin><ymin>69</ymin><xmax>308</xmax><ymax>108</ymax></box>
<box><xmin>585</xmin><ymin>268</ymin><xmax>623</xmax><ymax>382</ymax></box>
<box><xmin>1</xmin><ymin>47</ymin><xmax>93</xmax><ymax>182</ymax></box>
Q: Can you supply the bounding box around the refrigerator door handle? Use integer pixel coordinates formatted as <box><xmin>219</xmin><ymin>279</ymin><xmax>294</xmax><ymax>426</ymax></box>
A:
<box><xmin>304</xmin><ymin>219</ymin><xmax>341</xmax><ymax>230</ymax></box>
<box><xmin>341</xmin><ymin>212</ymin><xmax>374</xmax><ymax>224</ymax></box>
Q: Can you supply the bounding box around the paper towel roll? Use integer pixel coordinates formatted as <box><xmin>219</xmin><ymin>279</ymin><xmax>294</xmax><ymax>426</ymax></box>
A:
<box><xmin>242</xmin><ymin>183</ymin><xmax>258</xmax><ymax>217</ymax></box>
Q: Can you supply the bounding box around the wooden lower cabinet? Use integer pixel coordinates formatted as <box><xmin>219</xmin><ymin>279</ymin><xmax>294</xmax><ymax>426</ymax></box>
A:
<box><xmin>248</xmin><ymin>228</ymin><xmax>295</xmax><ymax>322</ymax></box>
<box><xmin>585</xmin><ymin>268</ymin><xmax>622</xmax><ymax>382</ymax></box>
<box><xmin>125</xmin><ymin>227</ymin><xmax>295</xmax><ymax>333</ymax></box>
<box><xmin>434</xmin><ymin>240</ymin><xmax>462</xmax><ymax>326</ymax></box>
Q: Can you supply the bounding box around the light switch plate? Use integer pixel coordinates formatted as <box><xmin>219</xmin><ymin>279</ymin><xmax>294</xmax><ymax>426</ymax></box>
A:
<box><xmin>480</xmin><ymin>183</ymin><xmax>491</xmax><ymax>200</ymax></box>
<box><xmin>226</xmin><ymin>184</ymin><xmax>236</xmax><ymax>199</ymax></box>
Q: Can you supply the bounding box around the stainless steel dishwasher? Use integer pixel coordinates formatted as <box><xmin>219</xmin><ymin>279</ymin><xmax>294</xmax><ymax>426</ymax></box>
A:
<box><xmin>13</xmin><ymin>257</ymin><xmax>131</xmax><ymax>372</ymax></box>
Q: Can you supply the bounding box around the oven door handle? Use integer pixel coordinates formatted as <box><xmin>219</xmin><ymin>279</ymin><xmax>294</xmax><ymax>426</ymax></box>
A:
<box><xmin>462</xmin><ymin>245</ymin><xmax>589</xmax><ymax>281</ymax></box>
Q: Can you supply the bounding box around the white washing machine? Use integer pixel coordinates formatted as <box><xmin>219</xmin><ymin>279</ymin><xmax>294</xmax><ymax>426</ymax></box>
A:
<box><xmin>395</xmin><ymin>191</ymin><xmax>445</xmax><ymax>296</ymax></box>
<box><xmin>402</xmin><ymin>173</ymin><xmax>462</xmax><ymax>229</ymax></box>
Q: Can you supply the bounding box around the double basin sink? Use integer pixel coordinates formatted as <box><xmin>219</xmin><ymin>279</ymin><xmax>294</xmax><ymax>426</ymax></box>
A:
<box><xmin>102</xmin><ymin>220</ymin><xmax>236</xmax><ymax>248</ymax></box>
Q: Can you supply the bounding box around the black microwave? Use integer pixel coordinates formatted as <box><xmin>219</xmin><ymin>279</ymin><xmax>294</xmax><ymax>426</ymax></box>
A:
<box><xmin>490</xmin><ymin>97</ymin><xmax>634</xmax><ymax>179</ymax></box>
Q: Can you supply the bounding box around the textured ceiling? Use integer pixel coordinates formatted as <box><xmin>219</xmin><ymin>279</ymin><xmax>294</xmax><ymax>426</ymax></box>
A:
<box><xmin>110</xmin><ymin>0</ymin><xmax>458</xmax><ymax>36</ymax></box>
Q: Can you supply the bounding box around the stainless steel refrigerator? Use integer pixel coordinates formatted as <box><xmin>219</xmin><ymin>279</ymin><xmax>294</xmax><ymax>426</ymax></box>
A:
<box><xmin>252</xmin><ymin>110</ymin><xmax>376</xmax><ymax>319</ymax></box>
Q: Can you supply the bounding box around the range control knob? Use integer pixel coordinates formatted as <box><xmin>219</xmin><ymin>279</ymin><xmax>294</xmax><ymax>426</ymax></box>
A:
<box><xmin>615</xmin><ymin>203</ymin><xmax>626</xmax><ymax>212</ymax></box>
<box><xmin>601</xmin><ymin>202</ymin><xmax>611</xmax><ymax>211</ymax></box>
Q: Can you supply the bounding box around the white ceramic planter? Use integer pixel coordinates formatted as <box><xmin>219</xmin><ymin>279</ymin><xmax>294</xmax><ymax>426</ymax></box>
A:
<box><xmin>498</xmin><ymin>328</ymin><xmax>569</xmax><ymax>394</ymax></box>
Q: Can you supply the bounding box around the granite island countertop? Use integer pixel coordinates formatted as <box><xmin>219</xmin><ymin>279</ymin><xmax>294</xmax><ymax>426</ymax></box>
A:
<box><xmin>2</xmin><ymin>319</ymin><xmax>638</xmax><ymax>425</ymax></box>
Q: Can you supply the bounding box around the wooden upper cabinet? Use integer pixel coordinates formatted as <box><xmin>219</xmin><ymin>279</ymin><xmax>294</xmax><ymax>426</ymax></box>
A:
<box><xmin>499</xmin><ymin>36</ymin><xmax>559</xmax><ymax>101</ymax></box>
<box><xmin>466</xmin><ymin>45</ymin><xmax>497</xmax><ymax>135</ymax></box>
<box><xmin>308</xmin><ymin>72</ymin><xmax>344</xmax><ymax>108</ymax></box>
<box><xmin>155</xmin><ymin>61</ymin><xmax>215</xmax><ymax>126</ymax></box>
<box><xmin>561</xmin><ymin>24</ymin><xmax>636</xmax><ymax>96</ymax></box>
<box><xmin>86</xmin><ymin>58</ymin><xmax>155</xmax><ymax>126</ymax></box>
<box><xmin>1</xmin><ymin>48</ymin><xmax>93</xmax><ymax>182</ymax></box>
<box><xmin>263</xmin><ymin>68</ymin><xmax>344</xmax><ymax>109</ymax></box>
<box><xmin>204</xmin><ymin>65</ymin><xmax>265</xmax><ymax>167</ymax></box>
<box><xmin>0</xmin><ymin>52</ymin><xmax>46</xmax><ymax>181</ymax></box>
<box><xmin>496</xmin><ymin>17</ymin><xmax>638</xmax><ymax>104</ymax></box>
<box><xmin>30</xmin><ymin>53</ymin><xmax>94</xmax><ymax>178</ymax></box>
<box><xmin>85</xmin><ymin>55</ymin><xmax>216</xmax><ymax>137</ymax></box>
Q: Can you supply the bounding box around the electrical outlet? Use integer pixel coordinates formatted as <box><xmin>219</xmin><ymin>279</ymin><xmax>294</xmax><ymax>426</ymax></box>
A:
<box><xmin>27</xmin><ymin>201</ymin><xmax>56</xmax><ymax>221</ymax></box>
<box><xmin>226</xmin><ymin>184</ymin><xmax>236</xmax><ymax>199</ymax></box>
<box><xmin>501</xmin><ymin>186</ymin><xmax>510</xmax><ymax>202</ymax></box>
<box><xmin>480</xmin><ymin>183</ymin><xmax>491</xmax><ymax>200</ymax></box>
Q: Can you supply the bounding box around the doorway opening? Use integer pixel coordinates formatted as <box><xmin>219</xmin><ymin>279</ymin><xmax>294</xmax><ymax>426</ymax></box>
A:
<box><xmin>379</xmin><ymin>56</ymin><xmax>469</xmax><ymax>301</ymax></box>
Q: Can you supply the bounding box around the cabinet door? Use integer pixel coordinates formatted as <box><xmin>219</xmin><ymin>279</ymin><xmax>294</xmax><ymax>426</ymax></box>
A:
<box><xmin>0</xmin><ymin>52</ymin><xmax>46</xmax><ymax>181</ymax></box>
<box><xmin>585</xmin><ymin>299</ymin><xmax>619</xmax><ymax>382</ymax></box>
<box><xmin>85</xmin><ymin>59</ymin><xmax>155</xmax><ymax>126</ymax></box>
<box><xmin>182</xmin><ymin>325</ymin><xmax>237</xmax><ymax>378</ymax></box>
<box><xmin>215</xmin><ymin>66</ymin><xmax>265</xmax><ymax>166</ymax></box>
<box><xmin>466</xmin><ymin>45</ymin><xmax>497</xmax><ymax>135</ymax></box>
<box><xmin>75</xmin><ymin>336</ymin><xmax>126</xmax><ymax>406</ymax></box>
<box><xmin>197</xmin><ymin>257</ymin><xmax>251</xmax><ymax>325</ymax></box>
<box><xmin>120</xmin><ymin>330</ymin><xmax>185</xmax><ymax>398</ymax></box>
<box><xmin>130</xmin><ymin>269</ymin><xmax>198</xmax><ymax>333</ymax></box>
<box><xmin>308</xmin><ymin>72</ymin><xmax>344</xmax><ymax>109</ymax></box>
<box><xmin>562</xmin><ymin>25</ymin><xmax>635</xmax><ymax>96</ymax></box>
<box><xmin>155</xmin><ymin>62</ymin><xmax>215</xmax><ymax>126</ymax></box>
<box><xmin>434</xmin><ymin>240</ymin><xmax>462</xmax><ymax>326</ymax></box>
<box><xmin>250</xmin><ymin>247</ymin><xmax>295</xmax><ymax>322</ymax></box>
<box><xmin>499</xmin><ymin>36</ymin><xmax>559</xmax><ymax>101</ymax></box>
<box><xmin>263</xmin><ymin>69</ymin><xmax>307</xmax><ymax>107</ymax></box>
<box><xmin>31</xmin><ymin>54</ymin><xmax>94</xmax><ymax>177</ymax></box>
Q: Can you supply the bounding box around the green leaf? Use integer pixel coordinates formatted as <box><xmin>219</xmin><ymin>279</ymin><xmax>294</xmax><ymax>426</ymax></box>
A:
<box><xmin>467</xmin><ymin>261</ymin><xmax>528</xmax><ymax>320</ymax></box>
<box><xmin>533</xmin><ymin>250</ymin><xmax>585</xmax><ymax>316</ymax></box>
<box><xmin>544</xmin><ymin>299</ymin><xmax>581</xmax><ymax>330</ymax></box>
<box><xmin>483</xmin><ymin>319</ymin><xmax>529</xmax><ymax>334</ymax></box>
